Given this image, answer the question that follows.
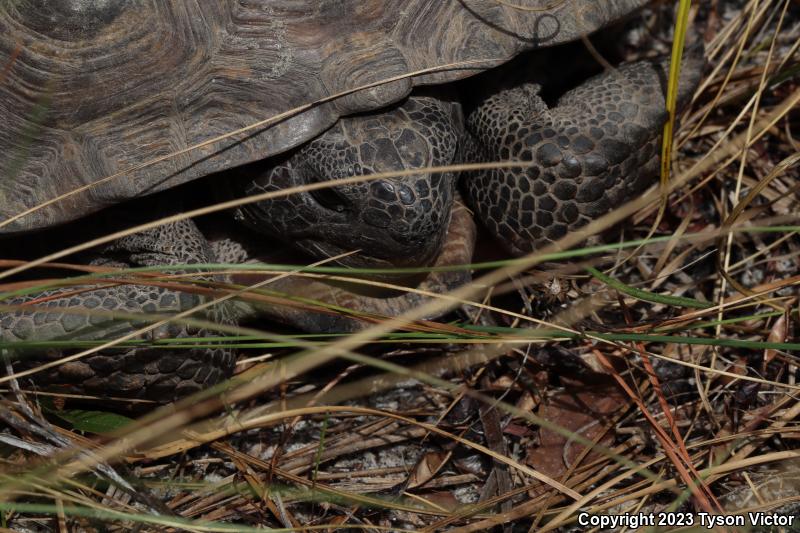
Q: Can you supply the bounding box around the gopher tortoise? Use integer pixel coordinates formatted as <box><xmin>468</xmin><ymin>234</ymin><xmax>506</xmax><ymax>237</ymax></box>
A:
<box><xmin>0</xmin><ymin>0</ymin><xmax>704</xmax><ymax>402</ymax></box>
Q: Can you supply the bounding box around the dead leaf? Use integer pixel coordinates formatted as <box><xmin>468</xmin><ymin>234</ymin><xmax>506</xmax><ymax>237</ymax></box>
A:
<box><xmin>515</xmin><ymin>390</ymin><xmax>538</xmax><ymax>413</ymax></box>
<box><xmin>764</xmin><ymin>313</ymin><xmax>788</xmax><ymax>364</ymax></box>
<box><xmin>526</xmin><ymin>377</ymin><xmax>628</xmax><ymax>482</ymax></box>
<box><xmin>503</xmin><ymin>423</ymin><xmax>534</xmax><ymax>438</ymax></box>
<box><xmin>407</xmin><ymin>451</ymin><xmax>450</xmax><ymax>489</ymax></box>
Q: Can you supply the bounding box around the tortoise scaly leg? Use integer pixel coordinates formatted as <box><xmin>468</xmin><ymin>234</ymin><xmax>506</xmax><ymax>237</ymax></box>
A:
<box><xmin>1</xmin><ymin>220</ymin><xmax>235</xmax><ymax>403</ymax></box>
<box><xmin>462</xmin><ymin>48</ymin><xmax>705</xmax><ymax>256</ymax></box>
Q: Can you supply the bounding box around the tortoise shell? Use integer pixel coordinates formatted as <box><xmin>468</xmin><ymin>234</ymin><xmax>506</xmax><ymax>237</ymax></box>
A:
<box><xmin>0</xmin><ymin>0</ymin><xmax>646</xmax><ymax>233</ymax></box>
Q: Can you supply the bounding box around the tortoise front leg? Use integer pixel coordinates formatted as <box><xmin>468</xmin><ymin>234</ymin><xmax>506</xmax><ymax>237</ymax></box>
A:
<box><xmin>1</xmin><ymin>220</ymin><xmax>235</xmax><ymax>403</ymax></box>
<box><xmin>462</xmin><ymin>48</ymin><xmax>705</xmax><ymax>256</ymax></box>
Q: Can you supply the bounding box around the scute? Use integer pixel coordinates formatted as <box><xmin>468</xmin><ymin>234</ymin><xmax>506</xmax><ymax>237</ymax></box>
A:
<box><xmin>0</xmin><ymin>0</ymin><xmax>647</xmax><ymax>234</ymax></box>
<box><xmin>18</xmin><ymin>0</ymin><xmax>128</xmax><ymax>41</ymax></box>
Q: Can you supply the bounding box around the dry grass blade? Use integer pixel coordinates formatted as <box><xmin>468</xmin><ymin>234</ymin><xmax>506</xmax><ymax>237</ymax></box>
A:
<box><xmin>491</xmin><ymin>0</ymin><xmax>568</xmax><ymax>12</ymax></box>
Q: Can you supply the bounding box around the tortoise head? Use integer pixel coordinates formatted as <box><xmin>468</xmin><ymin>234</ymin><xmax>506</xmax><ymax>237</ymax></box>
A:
<box><xmin>234</xmin><ymin>96</ymin><xmax>461</xmax><ymax>275</ymax></box>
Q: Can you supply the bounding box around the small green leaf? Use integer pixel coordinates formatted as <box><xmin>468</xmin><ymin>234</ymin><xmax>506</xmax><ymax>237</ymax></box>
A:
<box><xmin>53</xmin><ymin>409</ymin><xmax>134</xmax><ymax>434</ymax></box>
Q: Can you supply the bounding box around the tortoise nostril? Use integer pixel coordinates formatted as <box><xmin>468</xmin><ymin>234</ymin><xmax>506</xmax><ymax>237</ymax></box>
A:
<box><xmin>309</xmin><ymin>186</ymin><xmax>349</xmax><ymax>213</ymax></box>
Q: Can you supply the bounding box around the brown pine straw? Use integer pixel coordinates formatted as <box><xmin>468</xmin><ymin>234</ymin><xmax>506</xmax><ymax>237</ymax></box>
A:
<box><xmin>593</xmin><ymin>346</ymin><xmax>721</xmax><ymax>515</ymax></box>
<box><xmin>616</xmin><ymin>295</ymin><xmax>722</xmax><ymax>514</ymax></box>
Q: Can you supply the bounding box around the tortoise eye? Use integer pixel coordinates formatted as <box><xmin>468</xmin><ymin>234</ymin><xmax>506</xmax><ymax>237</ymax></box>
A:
<box><xmin>309</xmin><ymin>186</ymin><xmax>349</xmax><ymax>213</ymax></box>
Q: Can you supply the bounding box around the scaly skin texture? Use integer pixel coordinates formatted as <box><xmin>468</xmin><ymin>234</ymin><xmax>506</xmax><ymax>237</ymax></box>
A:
<box><xmin>462</xmin><ymin>49</ymin><xmax>705</xmax><ymax>255</ymax></box>
<box><xmin>210</xmin><ymin>198</ymin><xmax>476</xmax><ymax>333</ymax></box>
<box><xmin>235</xmin><ymin>95</ymin><xmax>462</xmax><ymax>271</ymax></box>
<box><xmin>3</xmin><ymin>221</ymin><xmax>235</xmax><ymax>402</ymax></box>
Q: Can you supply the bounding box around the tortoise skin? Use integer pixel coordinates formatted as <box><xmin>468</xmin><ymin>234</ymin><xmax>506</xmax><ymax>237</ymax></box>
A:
<box><xmin>4</xmin><ymin>205</ymin><xmax>476</xmax><ymax>402</ymax></box>
<box><xmin>235</xmin><ymin>96</ymin><xmax>461</xmax><ymax>271</ymax></box>
<box><xmin>0</xmin><ymin>0</ymin><xmax>646</xmax><ymax>234</ymax></box>
<box><xmin>4</xmin><ymin>221</ymin><xmax>235</xmax><ymax>402</ymax></box>
<box><xmin>461</xmin><ymin>48</ymin><xmax>706</xmax><ymax>255</ymax></box>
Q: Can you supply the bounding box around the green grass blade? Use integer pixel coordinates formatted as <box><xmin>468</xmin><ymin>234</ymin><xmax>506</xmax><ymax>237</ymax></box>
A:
<box><xmin>586</xmin><ymin>266</ymin><xmax>712</xmax><ymax>308</ymax></box>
